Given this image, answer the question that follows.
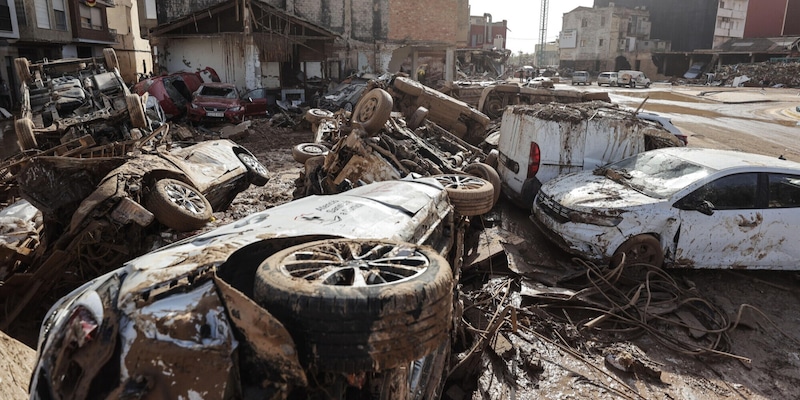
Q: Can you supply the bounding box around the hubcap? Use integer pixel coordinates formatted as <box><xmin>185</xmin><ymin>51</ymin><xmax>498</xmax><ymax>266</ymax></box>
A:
<box><xmin>164</xmin><ymin>183</ymin><xmax>207</xmax><ymax>215</ymax></box>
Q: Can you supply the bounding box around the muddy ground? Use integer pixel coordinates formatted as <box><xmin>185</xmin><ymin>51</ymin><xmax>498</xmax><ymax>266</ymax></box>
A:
<box><xmin>2</xmin><ymin>85</ymin><xmax>800</xmax><ymax>398</ymax></box>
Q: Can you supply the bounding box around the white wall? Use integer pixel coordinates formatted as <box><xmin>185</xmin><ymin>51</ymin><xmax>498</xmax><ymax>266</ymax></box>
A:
<box><xmin>160</xmin><ymin>37</ymin><xmax>249</xmax><ymax>90</ymax></box>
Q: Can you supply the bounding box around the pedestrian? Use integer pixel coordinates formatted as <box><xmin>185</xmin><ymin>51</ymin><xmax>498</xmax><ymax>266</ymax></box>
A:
<box><xmin>0</xmin><ymin>78</ymin><xmax>10</xmax><ymax>111</ymax></box>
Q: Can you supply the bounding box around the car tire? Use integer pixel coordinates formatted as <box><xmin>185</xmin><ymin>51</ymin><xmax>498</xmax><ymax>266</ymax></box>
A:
<box><xmin>631</xmin><ymin>82</ymin><xmax>636</xmax><ymax>89</ymax></box>
<box><xmin>407</xmin><ymin>106</ymin><xmax>428</xmax><ymax>130</ymax></box>
<box><xmin>434</xmin><ymin>174</ymin><xmax>494</xmax><ymax>216</ymax></box>
<box><xmin>14</xmin><ymin>58</ymin><xmax>31</xmax><ymax>83</ymax></box>
<box><xmin>146</xmin><ymin>178</ymin><xmax>212</xmax><ymax>231</ymax></box>
<box><xmin>15</xmin><ymin>118</ymin><xmax>37</xmax><ymax>151</ymax></box>
<box><xmin>483</xmin><ymin>96</ymin><xmax>505</xmax><ymax>119</ymax></box>
<box><xmin>103</xmin><ymin>48</ymin><xmax>119</xmax><ymax>71</ymax></box>
<box><xmin>393</xmin><ymin>77</ymin><xmax>425</xmax><ymax>97</ymax></box>
<box><xmin>304</xmin><ymin>108</ymin><xmax>334</xmax><ymax>124</ymax></box>
<box><xmin>351</xmin><ymin>88</ymin><xmax>393</xmax><ymax>135</ymax></box>
<box><xmin>484</xmin><ymin>149</ymin><xmax>499</xmax><ymax>169</ymax></box>
<box><xmin>126</xmin><ymin>94</ymin><xmax>148</xmax><ymax>128</ymax></box>
<box><xmin>292</xmin><ymin>143</ymin><xmax>329</xmax><ymax>164</ymax></box>
<box><xmin>611</xmin><ymin>234</ymin><xmax>664</xmax><ymax>268</ymax></box>
<box><xmin>463</xmin><ymin>162</ymin><xmax>501</xmax><ymax>206</ymax></box>
<box><xmin>237</xmin><ymin>152</ymin><xmax>270</xmax><ymax>186</ymax></box>
<box><xmin>253</xmin><ymin>239</ymin><xmax>453</xmax><ymax>373</ymax></box>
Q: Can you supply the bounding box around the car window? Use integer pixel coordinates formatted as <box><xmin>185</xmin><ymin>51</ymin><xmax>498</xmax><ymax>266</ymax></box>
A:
<box><xmin>200</xmin><ymin>86</ymin><xmax>237</xmax><ymax>98</ymax></box>
<box><xmin>245</xmin><ymin>88</ymin><xmax>267</xmax><ymax>99</ymax></box>
<box><xmin>768</xmin><ymin>174</ymin><xmax>800</xmax><ymax>208</ymax></box>
<box><xmin>603</xmin><ymin>151</ymin><xmax>714</xmax><ymax>198</ymax></box>
<box><xmin>682</xmin><ymin>173</ymin><xmax>759</xmax><ymax>210</ymax></box>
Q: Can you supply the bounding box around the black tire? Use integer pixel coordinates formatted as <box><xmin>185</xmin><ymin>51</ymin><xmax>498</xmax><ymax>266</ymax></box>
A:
<box><xmin>351</xmin><ymin>88</ymin><xmax>393</xmax><ymax>134</ymax></box>
<box><xmin>237</xmin><ymin>152</ymin><xmax>269</xmax><ymax>186</ymax></box>
<box><xmin>434</xmin><ymin>174</ymin><xmax>494</xmax><ymax>216</ymax></box>
<box><xmin>611</xmin><ymin>234</ymin><xmax>664</xmax><ymax>268</ymax></box>
<box><xmin>145</xmin><ymin>178</ymin><xmax>212</xmax><ymax>231</ymax></box>
<box><xmin>126</xmin><ymin>94</ymin><xmax>147</xmax><ymax>128</ymax></box>
<box><xmin>103</xmin><ymin>48</ymin><xmax>119</xmax><ymax>71</ymax></box>
<box><xmin>14</xmin><ymin>58</ymin><xmax>31</xmax><ymax>83</ymax></box>
<box><xmin>407</xmin><ymin>106</ymin><xmax>428</xmax><ymax>130</ymax></box>
<box><xmin>15</xmin><ymin>118</ymin><xmax>37</xmax><ymax>151</ymax></box>
<box><xmin>463</xmin><ymin>162</ymin><xmax>501</xmax><ymax>207</ymax></box>
<box><xmin>393</xmin><ymin>77</ymin><xmax>425</xmax><ymax>96</ymax></box>
<box><xmin>304</xmin><ymin>108</ymin><xmax>334</xmax><ymax>124</ymax></box>
<box><xmin>292</xmin><ymin>142</ymin><xmax>329</xmax><ymax>164</ymax></box>
<box><xmin>483</xmin><ymin>96</ymin><xmax>505</xmax><ymax>119</ymax></box>
<box><xmin>485</xmin><ymin>149</ymin><xmax>499</xmax><ymax>169</ymax></box>
<box><xmin>254</xmin><ymin>239</ymin><xmax>453</xmax><ymax>373</ymax></box>
<box><xmin>631</xmin><ymin>82</ymin><xmax>636</xmax><ymax>89</ymax></box>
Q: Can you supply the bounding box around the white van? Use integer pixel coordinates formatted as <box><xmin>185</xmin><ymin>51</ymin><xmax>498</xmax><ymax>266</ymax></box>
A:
<box><xmin>617</xmin><ymin>70</ymin><xmax>651</xmax><ymax>88</ymax></box>
<box><xmin>495</xmin><ymin>103</ymin><xmax>682</xmax><ymax>208</ymax></box>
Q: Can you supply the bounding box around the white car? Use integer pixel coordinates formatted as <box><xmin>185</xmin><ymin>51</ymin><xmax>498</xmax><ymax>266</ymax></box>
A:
<box><xmin>532</xmin><ymin>147</ymin><xmax>800</xmax><ymax>269</ymax></box>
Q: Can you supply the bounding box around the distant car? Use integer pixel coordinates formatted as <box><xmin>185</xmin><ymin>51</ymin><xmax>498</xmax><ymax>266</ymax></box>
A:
<box><xmin>318</xmin><ymin>77</ymin><xmax>369</xmax><ymax>112</ymax></box>
<box><xmin>596</xmin><ymin>72</ymin><xmax>618</xmax><ymax>87</ymax></box>
<box><xmin>132</xmin><ymin>67</ymin><xmax>220</xmax><ymax>120</ymax></box>
<box><xmin>618</xmin><ymin>70</ymin><xmax>651</xmax><ymax>88</ymax></box>
<box><xmin>532</xmin><ymin>147</ymin><xmax>800</xmax><ymax>269</ymax></box>
<box><xmin>571</xmin><ymin>71</ymin><xmax>591</xmax><ymax>85</ymax></box>
<box><xmin>30</xmin><ymin>176</ymin><xmax>466</xmax><ymax>399</ymax></box>
<box><xmin>526</xmin><ymin>76</ymin><xmax>555</xmax><ymax>89</ymax></box>
<box><xmin>187</xmin><ymin>83</ymin><xmax>270</xmax><ymax>123</ymax></box>
<box><xmin>683</xmin><ymin>63</ymin><xmax>704</xmax><ymax>79</ymax></box>
<box><xmin>636</xmin><ymin>112</ymin><xmax>687</xmax><ymax>145</ymax></box>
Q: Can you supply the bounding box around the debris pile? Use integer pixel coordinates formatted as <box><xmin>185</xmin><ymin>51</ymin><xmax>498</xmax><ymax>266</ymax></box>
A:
<box><xmin>714</xmin><ymin>61</ymin><xmax>800</xmax><ymax>87</ymax></box>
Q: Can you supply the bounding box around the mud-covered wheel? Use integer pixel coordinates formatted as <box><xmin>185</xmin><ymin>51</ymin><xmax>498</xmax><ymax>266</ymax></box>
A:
<box><xmin>463</xmin><ymin>162</ymin><xmax>501</xmax><ymax>207</ymax></box>
<box><xmin>126</xmin><ymin>94</ymin><xmax>147</xmax><ymax>128</ymax></box>
<box><xmin>434</xmin><ymin>174</ymin><xmax>495</xmax><ymax>216</ymax></box>
<box><xmin>292</xmin><ymin>143</ymin><xmax>329</xmax><ymax>164</ymax></box>
<box><xmin>237</xmin><ymin>152</ymin><xmax>269</xmax><ymax>186</ymax></box>
<box><xmin>14</xmin><ymin>58</ymin><xmax>31</xmax><ymax>83</ymax></box>
<box><xmin>145</xmin><ymin>178</ymin><xmax>212</xmax><ymax>231</ymax></box>
<box><xmin>15</xmin><ymin>118</ymin><xmax>37</xmax><ymax>151</ymax></box>
<box><xmin>407</xmin><ymin>106</ymin><xmax>428</xmax><ymax>130</ymax></box>
<box><xmin>483</xmin><ymin>96</ymin><xmax>505</xmax><ymax>119</ymax></box>
<box><xmin>103</xmin><ymin>48</ymin><xmax>119</xmax><ymax>71</ymax></box>
<box><xmin>351</xmin><ymin>88</ymin><xmax>393</xmax><ymax>135</ymax></box>
<box><xmin>254</xmin><ymin>239</ymin><xmax>453</xmax><ymax>373</ymax></box>
<box><xmin>392</xmin><ymin>77</ymin><xmax>425</xmax><ymax>96</ymax></box>
<box><xmin>611</xmin><ymin>234</ymin><xmax>664</xmax><ymax>268</ymax></box>
<box><xmin>304</xmin><ymin>108</ymin><xmax>334</xmax><ymax>124</ymax></box>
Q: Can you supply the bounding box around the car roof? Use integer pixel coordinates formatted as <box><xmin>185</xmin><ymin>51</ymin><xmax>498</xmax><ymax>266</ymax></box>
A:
<box><xmin>200</xmin><ymin>82</ymin><xmax>235</xmax><ymax>88</ymax></box>
<box><xmin>651</xmin><ymin>148</ymin><xmax>800</xmax><ymax>171</ymax></box>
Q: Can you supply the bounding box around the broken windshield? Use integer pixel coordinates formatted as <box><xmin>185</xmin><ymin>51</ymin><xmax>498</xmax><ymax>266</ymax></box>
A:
<box><xmin>602</xmin><ymin>151</ymin><xmax>715</xmax><ymax>198</ymax></box>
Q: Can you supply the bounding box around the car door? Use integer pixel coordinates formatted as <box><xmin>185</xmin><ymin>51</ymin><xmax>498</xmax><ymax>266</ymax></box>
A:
<box><xmin>673</xmin><ymin>173</ymin><xmax>765</xmax><ymax>268</ymax></box>
<box><xmin>242</xmin><ymin>88</ymin><xmax>268</xmax><ymax>117</ymax></box>
<box><xmin>758</xmin><ymin>173</ymin><xmax>800</xmax><ymax>268</ymax></box>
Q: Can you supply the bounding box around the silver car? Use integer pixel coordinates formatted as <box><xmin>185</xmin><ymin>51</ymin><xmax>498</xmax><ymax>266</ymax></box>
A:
<box><xmin>596</xmin><ymin>71</ymin><xmax>618</xmax><ymax>86</ymax></box>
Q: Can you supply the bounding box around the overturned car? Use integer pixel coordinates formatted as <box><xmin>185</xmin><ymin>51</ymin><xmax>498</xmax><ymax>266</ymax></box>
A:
<box><xmin>30</xmin><ymin>176</ymin><xmax>482</xmax><ymax>399</ymax></box>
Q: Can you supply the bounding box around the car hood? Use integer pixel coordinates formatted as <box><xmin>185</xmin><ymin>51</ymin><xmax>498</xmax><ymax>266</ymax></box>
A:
<box><xmin>192</xmin><ymin>95</ymin><xmax>239</xmax><ymax>107</ymax></box>
<box><xmin>541</xmin><ymin>171</ymin><xmax>662</xmax><ymax>210</ymax></box>
<box><xmin>159</xmin><ymin>139</ymin><xmax>245</xmax><ymax>192</ymax></box>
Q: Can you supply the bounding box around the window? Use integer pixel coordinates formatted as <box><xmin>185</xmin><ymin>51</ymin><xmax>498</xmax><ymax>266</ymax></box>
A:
<box><xmin>682</xmin><ymin>173</ymin><xmax>758</xmax><ymax>210</ymax></box>
<box><xmin>581</xmin><ymin>18</ymin><xmax>588</xmax><ymax>28</ymax></box>
<box><xmin>601</xmin><ymin>16</ymin><xmax>606</xmax><ymax>27</ymax></box>
<box><xmin>35</xmin><ymin>0</ymin><xmax>50</xmax><ymax>29</ymax></box>
<box><xmin>14</xmin><ymin>0</ymin><xmax>25</xmax><ymax>26</ymax></box>
<box><xmin>0</xmin><ymin>4</ymin><xmax>11</xmax><ymax>31</ymax></box>
<box><xmin>599</xmin><ymin>39</ymin><xmax>604</xmax><ymax>46</ymax></box>
<box><xmin>80</xmin><ymin>5</ymin><xmax>103</xmax><ymax>30</ymax></box>
<box><xmin>768</xmin><ymin>174</ymin><xmax>800</xmax><ymax>208</ymax></box>
<box><xmin>53</xmin><ymin>0</ymin><xmax>66</xmax><ymax>30</ymax></box>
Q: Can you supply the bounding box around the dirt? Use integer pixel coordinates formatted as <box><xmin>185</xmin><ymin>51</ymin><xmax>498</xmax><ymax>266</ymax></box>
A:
<box><xmin>3</xmin><ymin>85</ymin><xmax>800</xmax><ymax>398</ymax></box>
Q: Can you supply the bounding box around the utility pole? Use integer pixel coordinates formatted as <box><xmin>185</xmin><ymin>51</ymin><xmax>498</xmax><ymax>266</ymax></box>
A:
<box><xmin>538</xmin><ymin>0</ymin><xmax>549</xmax><ymax>67</ymax></box>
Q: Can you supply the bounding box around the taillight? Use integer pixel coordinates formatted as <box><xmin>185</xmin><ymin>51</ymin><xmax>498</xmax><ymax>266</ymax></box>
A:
<box><xmin>527</xmin><ymin>142</ymin><xmax>540</xmax><ymax>178</ymax></box>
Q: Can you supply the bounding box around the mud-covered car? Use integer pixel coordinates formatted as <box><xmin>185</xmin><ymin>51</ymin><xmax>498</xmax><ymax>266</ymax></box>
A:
<box><xmin>132</xmin><ymin>67</ymin><xmax>219</xmax><ymax>120</ymax></box>
<box><xmin>30</xmin><ymin>176</ymin><xmax>477</xmax><ymax>399</ymax></box>
<box><xmin>476</xmin><ymin>84</ymin><xmax>610</xmax><ymax>119</ymax></box>
<box><xmin>14</xmin><ymin>49</ymin><xmax>153</xmax><ymax>151</ymax></box>
<box><xmin>187</xmin><ymin>83</ymin><xmax>270</xmax><ymax>123</ymax></box>
<box><xmin>0</xmin><ymin>132</ymin><xmax>269</xmax><ymax>327</ymax></box>
<box><xmin>317</xmin><ymin>77</ymin><xmax>369</xmax><ymax>112</ymax></box>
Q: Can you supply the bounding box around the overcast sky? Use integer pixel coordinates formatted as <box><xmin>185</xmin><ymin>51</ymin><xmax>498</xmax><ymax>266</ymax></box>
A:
<box><xmin>468</xmin><ymin>0</ymin><xmax>595</xmax><ymax>53</ymax></box>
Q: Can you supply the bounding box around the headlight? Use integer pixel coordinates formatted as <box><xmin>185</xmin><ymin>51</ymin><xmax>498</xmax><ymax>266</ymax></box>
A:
<box><xmin>229</xmin><ymin>106</ymin><xmax>242</xmax><ymax>112</ymax></box>
<box><xmin>567</xmin><ymin>210</ymin><xmax>623</xmax><ymax>227</ymax></box>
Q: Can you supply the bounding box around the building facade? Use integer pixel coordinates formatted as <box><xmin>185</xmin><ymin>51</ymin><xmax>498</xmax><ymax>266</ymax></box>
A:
<box><xmin>466</xmin><ymin>14</ymin><xmax>507</xmax><ymax>50</ymax></box>
<box><xmin>713</xmin><ymin>0</ymin><xmax>748</xmax><ymax>48</ymax></box>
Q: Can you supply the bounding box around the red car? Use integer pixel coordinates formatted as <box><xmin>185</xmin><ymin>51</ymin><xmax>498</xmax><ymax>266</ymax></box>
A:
<box><xmin>187</xmin><ymin>82</ymin><xmax>270</xmax><ymax>123</ymax></box>
<box><xmin>132</xmin><ymin>67</ymin><xmax>219</xmax><ymax>120</ymax></box>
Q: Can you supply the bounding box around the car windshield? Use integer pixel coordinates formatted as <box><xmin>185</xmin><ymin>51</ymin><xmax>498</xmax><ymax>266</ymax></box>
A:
<box><xmin>596</xmin><ymin>151</ymin><xmax>715</xmax><ymax>198</ymax></box>
<box><xmin>199</xmin><ymin>86</ymin><xmax>237</xmax><ymax>98</ymax></box>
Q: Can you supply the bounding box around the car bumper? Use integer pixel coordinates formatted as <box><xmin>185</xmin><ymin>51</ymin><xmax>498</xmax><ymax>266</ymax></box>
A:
<box><xmin>530</xmin><ymin>201</ymin><xmax>618</xmax><ymax>262</ymax></box>
<box><xmin>187</xmin><ymin>108</ymin><xmax>244</xmax><ymax>123</ymax></box>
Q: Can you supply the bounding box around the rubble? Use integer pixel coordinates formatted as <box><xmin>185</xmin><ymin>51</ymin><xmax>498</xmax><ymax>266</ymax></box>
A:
<box><xmin>711</xmin><ymin>61</ymin><xmax>800</xmax><ymax>87</ymax></box>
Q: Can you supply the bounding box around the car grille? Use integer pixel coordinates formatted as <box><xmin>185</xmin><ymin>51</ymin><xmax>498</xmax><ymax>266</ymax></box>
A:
<box><xmin>203</xmin><ymin>107</ymin><xmax>225</xmax><ymax>112</ymax></box>
<box><xmin>536</xmin><ymin>193</ymin><xmax>570</xmax><ymax>223</ymax></box>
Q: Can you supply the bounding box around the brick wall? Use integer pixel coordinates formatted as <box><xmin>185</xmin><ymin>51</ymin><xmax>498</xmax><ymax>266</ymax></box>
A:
<box><xmin>388</xmin><ymin>0</ymin><xmax>461</xmax><ymax>42</ymax></box>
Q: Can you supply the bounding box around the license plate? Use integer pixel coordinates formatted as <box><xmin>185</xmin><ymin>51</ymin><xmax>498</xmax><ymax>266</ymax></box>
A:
<box><xmin>207</xmin><ymin>111</ymin><xmax>224</xmax><ymax>117</ymax></box>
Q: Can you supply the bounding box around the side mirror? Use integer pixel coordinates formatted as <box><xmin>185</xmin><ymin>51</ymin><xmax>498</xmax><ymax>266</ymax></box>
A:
<box><xmin>247</xmin><ymin>97</ymin><xmax>253</xmax><ymax>103</ymax></box>
<box><xmin>696</xmin><ymin>200</ymin><xmax>715</xmax><ymax>216</ymax></box>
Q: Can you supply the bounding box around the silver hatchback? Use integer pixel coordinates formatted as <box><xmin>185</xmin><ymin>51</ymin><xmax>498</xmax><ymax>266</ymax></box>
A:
<box><xmin>597</xmin><ymin>71</ymin><xmax>618</xmax><ymax>86</ymax></box>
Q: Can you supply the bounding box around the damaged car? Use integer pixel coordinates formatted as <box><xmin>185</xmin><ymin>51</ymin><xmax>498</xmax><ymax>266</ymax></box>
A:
<box><xmin>30</xmin><ymin>175</ymin><xmax>480</xmax><ymax>399</ymax></box>
<box><xmin>132</xmin><ymin>67</ymin><xmax>220</xmax><ymax>120</ymax></box>
<box><xmin>476</xmin><ymin>83</ymin><xmax>610</xmax><ymax>119</ymax></box>
<box><xmin>532</xmin><ymin>147</ymin><xmax>800</xmax><ymax>269</ymax></box>
<box><xmin>14</xmin><ymin>49</ymin><xmax>154</xmax><ymax>152</ymax></box>
<box><xmin>0</xmin><ymin>130</ymin><xmax>269</xmax><ymax>327</ymax></box>
<box><xmin>187</xmin><ymin>83</ymin><xmax>271</xmax><ymax>123</ymax></box>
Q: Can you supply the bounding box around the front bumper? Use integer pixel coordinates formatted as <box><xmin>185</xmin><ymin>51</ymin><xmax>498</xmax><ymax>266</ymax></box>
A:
<box><xmin>531</xmin><ymin>199</ymin><xmax>617</xmax><ymax>262</ymax></box>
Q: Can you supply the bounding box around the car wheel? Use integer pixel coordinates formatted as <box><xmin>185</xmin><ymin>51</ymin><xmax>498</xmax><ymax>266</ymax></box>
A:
<box><xmin>407</xmin><ymin>106</ymin><xmax>428</xmax><ymax>130</ymax></box>
<box><xmin>463</xmin><ymin>162</ymin><xmax>501</xmax><ymax>206</ymax></box>
<box><xmin>103</xmin><ymin>48</ymin><xmax>119</xmax><ymax>72</ymax></box>
<box><xmin>631</xmin><ymin>82</ymin><xmax>636</xmax><ymax>89</ymax></box>
<box><xmin>392</xmin><ymin>77</ymin><xmax>425</xmax><ymax>96</ymax></box>
<box><xmin>351</xmin><ymin>88</ymin><xmax>393</xmax><ymax>135</ymax></box>
<box><xmin>484</xmin><ymin>149</ymin><xmax>499</xmax><ymax>169</ymax></box>
<box><xmin>146</xmin><ymin>178</ymin><xmax>212</xmax><ymax>231</ymax></box>
<box><xmin>15</xmin><ymin>118</ymin><xmax>37</xmax><ymax>151</ymax></box>
<box><xmin>14</xmin><ymin>58</ymin><xmax>31</xmax><ymax>83</ymax></box>
<box><xmin>292</xmin><ymin>143</ymin><xmax>329</xmax><ymax>164</ymax></box>
<box><xmin>611</xmin><ymin>234</ymin><xmax>664</xmax><ymax>267</ymax></box>
<box><xmin>434</xmin><ymin>174</ymin><xmax>495</xmax><ymax>216</ymax></box>
<box><xmin>237</xmin><ymin>152</ymin><xmax>270</xmax><ymax>186</ymax></box>
<box><xmin>645</xmin><ymin>82</ymin><xmax>651</xmax><ymax>88</ymax></box>
<box><xmin>253</xmin><ymin>238</ymin><xmax>453</xmax><ymax>373</ymax></box>
<box><xmin>126</xmin><ymin>94</ymin><xmax>148</xmax><ymax>128</ymax></box>
<box><xmin>304</xmin><ymin>108</ymin><xmax>334</xmax><ymax>124</ymax></box>
<box><xmin>483</xmin><ymin>96</ymin><xmax>505</xmax><ymax>119</ymax></box>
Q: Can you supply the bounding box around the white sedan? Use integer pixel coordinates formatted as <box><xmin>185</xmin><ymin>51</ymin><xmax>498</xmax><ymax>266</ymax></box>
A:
<box><xmin>532</xmin><ymin>147</ymin><xmax>800</xmax><ymax>269</ymax></box>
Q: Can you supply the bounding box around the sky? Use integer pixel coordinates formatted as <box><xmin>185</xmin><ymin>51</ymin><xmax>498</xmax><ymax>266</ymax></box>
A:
<box><xmin>467</xmin><ymin>0</ymin><xmax>595</xmax><ymax>54</ymax></box>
